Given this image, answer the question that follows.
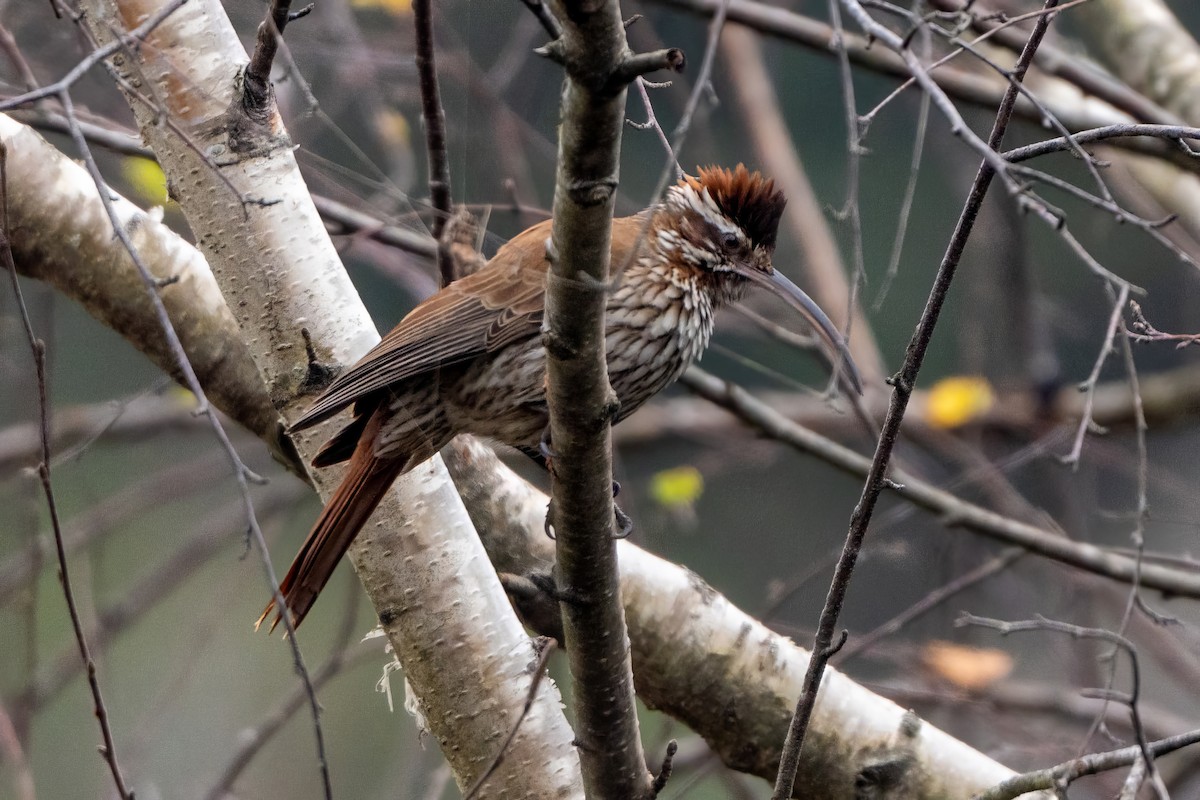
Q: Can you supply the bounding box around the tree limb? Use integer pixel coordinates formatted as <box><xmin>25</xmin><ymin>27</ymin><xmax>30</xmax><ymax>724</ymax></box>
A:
<box><xmin>66</xmin><ymin>1</ymin><xmax>582</xmax><ymax>795</ymax></box>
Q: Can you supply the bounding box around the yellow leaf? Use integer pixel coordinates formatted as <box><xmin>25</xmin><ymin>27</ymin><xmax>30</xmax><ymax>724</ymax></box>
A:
<box><xmin>121</xmin><ymin>156</ymin><xmax>170</xmax><ymax>207</ymax></box>
<box><xmin>925</xmin><ymin>376</ymin><xmax>994</xmax><ymax>429</ymax></box>
<box><xmin>921</xmin><ymin>641</ymin><xmax>1013</xmax><ymax>691</ymax></box>
<box><xmin>166</xmin><ymin>385</ymin><xmax>195</xmax><ymax>406</ymax></box>
<box><xmin>352</xmin><ymin>0</ymin><xmax>411</xmax><ymax>13</ymax></box>
<box><xmin>649</xmin><ymin>466</ymin><xmax>704</xmax><ymax>508</ymax></box>
<box><xmin>374</xmin><ymin>108</ymin><xmax>411</xmax><ymax>151</ymax></box>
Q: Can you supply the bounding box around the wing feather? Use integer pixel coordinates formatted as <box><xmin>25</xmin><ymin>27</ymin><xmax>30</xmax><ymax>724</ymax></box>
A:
<box><xmin>293</xmin><ymin>220</ymin><xmax>553</xmax><ymax>431</ymax></box>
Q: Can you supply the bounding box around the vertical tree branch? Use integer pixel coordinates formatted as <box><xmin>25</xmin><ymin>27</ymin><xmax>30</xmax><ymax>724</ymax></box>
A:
<box><xmin>244</xmin><ymin>0</ymin><xmax>299</xmax><ymax>115</ymax></box>
<box><xmin>541</xmin><ymin>1</ymin><xmax>680</xmax><ymax>796</ymax></box>
<box><xmin>412</xmin><ymin>0</ymin><xmax>455</xmax><ymax>285</ymax></box>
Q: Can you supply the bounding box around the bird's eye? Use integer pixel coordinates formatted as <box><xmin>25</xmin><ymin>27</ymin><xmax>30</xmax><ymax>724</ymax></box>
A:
<box><xmin>722</xmin><ymin>232</ymin><xmax>739</xmax><ymax>249</ymax></box>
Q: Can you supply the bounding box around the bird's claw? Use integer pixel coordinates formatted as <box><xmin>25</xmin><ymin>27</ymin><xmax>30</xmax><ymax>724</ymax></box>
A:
<box><xmin>613</xmin><ymin>503</ymin><xmax>634</xmax><ymax>539</ymax></box>
<box><xmin>539</xmin><ymin>426</ymin><xmax>557</xmax><ymax>464</ymax></box>
<box><xmin>530</xmin><ymin>572</ymin><xmax>587</xmax><ymax>606</ymax></box>
<box><xmin>544</xmin><ymin>480</ymin><xmax>632</xmax><ymax>540</ymax></box>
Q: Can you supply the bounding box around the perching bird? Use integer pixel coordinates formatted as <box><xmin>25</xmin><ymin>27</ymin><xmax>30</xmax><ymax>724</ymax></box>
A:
<box><xmin>260</xmin><ymin>165</ymin><xmax>861</xmax><ymax>630</ymax></box>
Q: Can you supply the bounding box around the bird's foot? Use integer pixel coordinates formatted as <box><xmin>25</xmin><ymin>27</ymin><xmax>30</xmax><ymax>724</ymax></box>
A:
<box><xmin>297</xmin><ymin>328</ymin><xmax>339</xmax><ymax>394</ymax></box>
<box><xmin>543</xmin><ymin>484</ymin><xmax>632</xmax><ymax>539</ymax></box>
<box><xmin>610</xmin><ymin>480</ymin><xmax>633</xmax><ymax>538</ymax></box>
<box><xmin>538</xmin><ymin>426</ymin><xmax>557</xmax><ymax>470</ymax></box>
<box><xmin>613</xmin><ymin>501</ymin><xmax>634</xmax><ymax>539</ymax></box>
<box><xmin>529</xmin><ymin>571</ymin><xmax>588</xmax><ymax>606</ymax></box>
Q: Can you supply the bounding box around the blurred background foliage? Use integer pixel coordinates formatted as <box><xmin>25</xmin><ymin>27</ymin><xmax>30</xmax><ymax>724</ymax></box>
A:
<box><xmin>3</xmin><ymin>0</ymin><xmax>1200</xmax><ymax>797</ymax></box>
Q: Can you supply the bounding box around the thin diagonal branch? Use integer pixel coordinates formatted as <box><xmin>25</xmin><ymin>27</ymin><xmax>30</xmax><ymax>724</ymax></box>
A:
<box><xmin>56</xmin><ymin>77</ymin><xmax>332</xmax><ymax>797</ymax></box>
<box><xmin>974</xmin><ymin>727</ymin><xmax>1200</xmax><ymax>800</ymax></box>
<box><xmin>770</xmin><ymin>4</ymin><xmax>1062</xmax><ymax>797</ymax></box>
<box><xmin>681</xmin><ymin>367</ymin><xmax>1200</xmax><ymax>598</ymax></box>
<box><xmin>0</xmin><ymin>0</ymin><xmax>188</xmax><ymax>113</ymax></box>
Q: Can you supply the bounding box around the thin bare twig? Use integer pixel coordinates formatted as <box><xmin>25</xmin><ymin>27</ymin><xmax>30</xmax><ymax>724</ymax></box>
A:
<box><xmin>1128</xmin><ymin>300</ymin><xmax>1200</xmax><ymax>347</ymax></box>
<box><xmin>244</xmin><ymin>0</ymin><xmax>302</xmax><ymax>114</ymax></box>
<box><xmin>1064</xmin><ymin>283</ymin><xmax>1130</xmax><ymax>467</ymax></box>
<box><xmin>770</xmin><ymin>5</ymin><xmax>1061</xmax><ymax>797</ymax></box>
<box><xmin>826</xmin><ymin>0</ymin><xmax>867</xmax><ymax>366</ymax></box>
<box><xmin>873</xmin><ymin>6</ymin><xmax>930</xmax><ymax>310</ymax></box>
<box><xmin>0</xmin><ymin>0</ymin><xmax>189</xmax><ymax>113</ymax></box>
<box><xmin>1</xmin><ymin>145</ymin><xmax>133</xmax><ymax>798</ymax></box>
<box><xmin>835</xmin><ymin>549</ymin><xmax>1024</xmax><ymax>664</ymax></box>
<box><xmin>413</xmin><ymin>0</ymin><xmax>456</xmax><ymax>285</ymax></box>
<box><xmin>629</xmin><ymin>77</ymin><xmax>680</xmax><ymax>177</ymax></box>
<box><xmin>645</xmin><ymin>0</ymin><xmax>729</xmax><ymax>208</ymax></box>
<box><xmin>1004</xmin><ymin>123</ymin><xmax>1200</xmax><ymax>162</ymax></box>
<box><xmin>961</xmin><ymin>614</ymin><xmax>1170</xmax><ymax>800</ymax></box>
<box><xmin>22</xmin><ymin>23</ymin><xmax>334</xmax><ymax>793</ymax></box>
<box><xmin>681</xmin><ymin>367</ymin><xmax>1200</xmax><ymax>597</ymax></box>
<box><xmin>462</xmin><ymin>639</ymin><xmax>558</xmax><ymax>800</ymax></box>
<box><xmin>1082</xmin><ymin>293</ymin><xmax>1159</xmax><ymax>761</ymax></box>
<box><xmin>973</xmin><ymin>726</ymin><xmax>1200</xmax><ymax>800</ymax></box>
<box><xmin>1008</xmin><ymin>164</ymin><xmax>1192</xmax><ymax>268</ymax></box>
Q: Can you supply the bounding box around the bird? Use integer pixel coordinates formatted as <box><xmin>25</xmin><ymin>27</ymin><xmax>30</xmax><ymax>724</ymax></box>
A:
<box><xmin>259</xmin><ymin>164</ymin><xmax>862</xmax><ymax>631</ymax></box>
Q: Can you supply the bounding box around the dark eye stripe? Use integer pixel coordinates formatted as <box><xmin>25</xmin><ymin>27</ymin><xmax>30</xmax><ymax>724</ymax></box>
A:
<box><xmin>698</xmin><ymin>217</ymin><xmax>739</xmax><ymax>248</ymax></box>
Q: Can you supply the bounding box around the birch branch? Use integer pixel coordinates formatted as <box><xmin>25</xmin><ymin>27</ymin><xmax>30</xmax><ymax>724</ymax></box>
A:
<box><xmin>65</xmin><ymin>1</ymin><xmax>582</xmax><ymax>794</ymax></box>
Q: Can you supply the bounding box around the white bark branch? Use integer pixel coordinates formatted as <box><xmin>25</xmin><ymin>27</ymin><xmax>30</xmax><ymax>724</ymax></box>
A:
<box><xmin>63</xmin><ymin>1</ymin><xmax>582</xmax><ymax>794</ymax></box>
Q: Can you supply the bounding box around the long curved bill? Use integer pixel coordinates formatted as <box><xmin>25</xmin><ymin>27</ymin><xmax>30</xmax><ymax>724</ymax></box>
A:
<box><xmin>739</xmin><ymin>267</ymin><xmax>864</xmax><ymax>396</ymax></box>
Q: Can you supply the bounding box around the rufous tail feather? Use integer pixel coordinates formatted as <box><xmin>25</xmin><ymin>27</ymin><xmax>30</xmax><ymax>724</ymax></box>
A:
<box><xmin>257</xmin><ymin>410</ymin><xmax>402</xmax><ymax>632</ymax></box>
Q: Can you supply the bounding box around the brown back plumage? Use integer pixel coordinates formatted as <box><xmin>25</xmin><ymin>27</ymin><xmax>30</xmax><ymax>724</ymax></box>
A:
<box><xmin>290</xmin><ymin>220</ymin><xmax>555</xmax><ymax>433</ymax></box>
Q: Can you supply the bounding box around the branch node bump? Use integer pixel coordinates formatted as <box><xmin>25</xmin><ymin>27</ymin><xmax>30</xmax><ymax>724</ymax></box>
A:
<box><xmin>566</xmin><ymin>177</ymin><xmax>618</xmax><ymax>207</ymax></box>
<box><xmin>613</xmin><ymin>48</ymin><xmax>686</xmax><ymax>87</ymax></box>
<box><xmin>651</xmin><ymin>740</ymin><xmax>678</xmax><ymax>796</ymax></box>
<box><xmin>534</xmin><ymin>39</ymin><xmax>567</xmax><ymax>64</ymax></box>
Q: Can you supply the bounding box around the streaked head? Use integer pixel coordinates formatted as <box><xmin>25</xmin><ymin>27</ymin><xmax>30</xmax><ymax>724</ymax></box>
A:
<box><xmin>664</xmin><ymin>165</ymin><xmax>863</xmax><ymax>394</ymax></box>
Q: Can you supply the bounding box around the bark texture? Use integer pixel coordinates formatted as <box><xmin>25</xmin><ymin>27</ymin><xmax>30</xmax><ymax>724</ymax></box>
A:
<box><xmin>71</xmin><ymin>2</ymin><xmax>582</xmax><ymax>795</ymax></box>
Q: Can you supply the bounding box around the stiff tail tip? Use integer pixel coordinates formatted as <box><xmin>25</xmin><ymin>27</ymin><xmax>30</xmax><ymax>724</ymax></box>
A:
<box><xmin>255</xmin><ymin>594</ymin><xmax>295</xmax><ymax>635</ymax></box>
